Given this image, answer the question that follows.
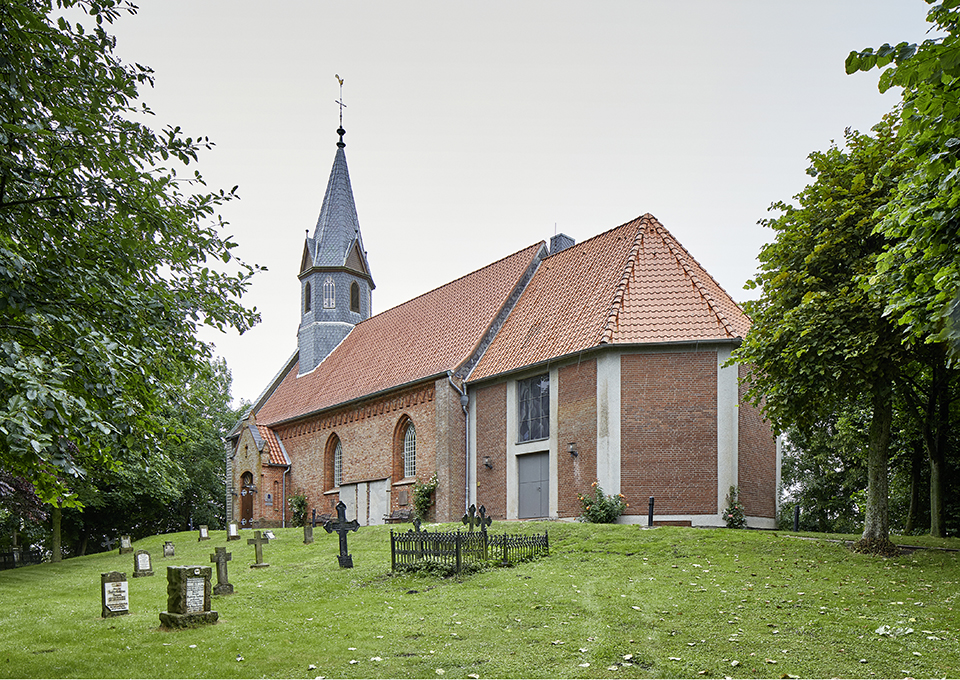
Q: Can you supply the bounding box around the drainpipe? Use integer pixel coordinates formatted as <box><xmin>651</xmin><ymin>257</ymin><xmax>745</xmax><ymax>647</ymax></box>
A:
<box><xmin>281</xmin><ymin>464</ymin><xmax>291</xmax><ymax>528</ymax></box>
<box><xmin>447</xmin><ymin>372</ymin><xmax>470</xmax><ymax>513</ymax></box>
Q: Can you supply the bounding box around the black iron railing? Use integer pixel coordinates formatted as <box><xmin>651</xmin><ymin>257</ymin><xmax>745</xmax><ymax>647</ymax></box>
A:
<box><xmin>390</xmin><ymin>527</ymin><xmax>548</xmax><ymax>573</ymax></box>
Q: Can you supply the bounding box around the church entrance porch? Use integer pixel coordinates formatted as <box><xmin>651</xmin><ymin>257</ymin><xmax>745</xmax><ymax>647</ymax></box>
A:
<box><xmin>518</xmin><ymin>452</ymin><xmax>549</xmax><ymax>519</ymax></box>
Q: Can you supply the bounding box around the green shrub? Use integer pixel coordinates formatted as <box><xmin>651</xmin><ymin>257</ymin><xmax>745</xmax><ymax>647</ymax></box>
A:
<box><xmin>723</xmin><ymin>485</ymin><xmax>746</xmax><ymax>529</ymax></box>
<box><xmin>577</xmin><ymin>481</ymin><xmax>626</xmax><ymax>523</ymax></box>
<box><xmin>413</xmin><ymin>472</ymin><xmax>439</xmax><ymax>521</ymax></box>
<box><xmin>289</xmin><ymin>491</ymin><xmax>308</xmax><ymax>527</ymax></box>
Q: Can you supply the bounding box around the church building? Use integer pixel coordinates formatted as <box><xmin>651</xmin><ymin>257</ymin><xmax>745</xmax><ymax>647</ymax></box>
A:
<box><xmin>226</xmin><ymin>126</ymin><xmax>779</xmax><ymax>529</ymax></box>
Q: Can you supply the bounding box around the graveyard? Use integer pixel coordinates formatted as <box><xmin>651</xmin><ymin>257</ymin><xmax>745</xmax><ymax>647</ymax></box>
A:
<box><xmin>1</xmin><ymin>522</ymin><xmax>959</xmax><ymax>679</ymax></box>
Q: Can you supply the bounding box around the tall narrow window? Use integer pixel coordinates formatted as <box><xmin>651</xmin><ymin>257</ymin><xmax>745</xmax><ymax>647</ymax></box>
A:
<box><xmin>304</xmin><ymin>282</ymin><xmax>312</xmax><ymax>312</ymax></box>
<box><xmin>403</xmin><ymin>423</ymin><xmax>416</xmax><ymax>478</ymax></box>
<box><xmin>518</xmin><ymin>373</ymin><xmax>550</xmax><ymax>442</ymax></box>
<box><xmin>323</xmin><ymin>277</ymin><xmax>336</xmax><ymax>309</ymax></box>
<box><xmin>333</xmin><ymin>439</ymin><xmax>343</xmax><ymax>487</ymax></box>
<box><xmin>350</xmin><ymin>281</ymin><xmax>360</xmax><ymax>313</ymax></box>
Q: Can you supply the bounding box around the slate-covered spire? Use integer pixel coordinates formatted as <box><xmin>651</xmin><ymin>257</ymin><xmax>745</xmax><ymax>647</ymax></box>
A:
<box><xmin>297</xmin><ymin>126</ymin><xmax>375</xmax><ymax>376</ymax></box>
<box><xmin>306</xmin><ymin>127</ymin><xmax>373</xmax><ymax>282</ymax></box>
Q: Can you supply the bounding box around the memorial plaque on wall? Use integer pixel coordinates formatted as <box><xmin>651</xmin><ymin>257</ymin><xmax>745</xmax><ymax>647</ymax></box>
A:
<box><xmin>101</xmin><ymin>571</ymin><xmax>129</xmax><ymax>618</ymax></box>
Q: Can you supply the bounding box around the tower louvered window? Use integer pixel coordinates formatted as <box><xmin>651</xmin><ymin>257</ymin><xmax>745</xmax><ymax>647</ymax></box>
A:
<box><xmin>350</xmin><ymin>282</ymin><xmax>360</xmax><ymax>313</ymax></box>
<box><xmin>323</xmin><ymin>277</ymin><xmax>336</xmax><ymax>309</ymax></box>
<box><xmin>403</xmin><ymin>423</ymin><xmax>416</xmax><ymax>478</ymax></box>
<box><xmin>304</xmin><ymin>282</ymin><xmax>311</xmax><ymax>312</ymax></box>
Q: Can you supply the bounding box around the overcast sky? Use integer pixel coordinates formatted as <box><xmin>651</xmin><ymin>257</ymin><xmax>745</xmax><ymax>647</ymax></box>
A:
<box><xmin>101</xmin><ymin>1</ymin><xmax>933</xmax><ymax>404</ymax></box>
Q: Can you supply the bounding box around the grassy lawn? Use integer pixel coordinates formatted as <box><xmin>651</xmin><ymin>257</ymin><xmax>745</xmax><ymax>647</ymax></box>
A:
<box><xmin>1</xmin><ymin>522</ymin><xmax>958</xmax><ymax>678</ymax></box>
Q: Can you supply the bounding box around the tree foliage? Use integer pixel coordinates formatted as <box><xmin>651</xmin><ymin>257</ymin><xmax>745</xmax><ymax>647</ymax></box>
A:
<box><xmin>0</xmin><ymin>0</ymin><xmax>260</xmax><ymax>503</ymax></box>
<box><xmin>846</xmin><ymin>0</ymin><xmax>960</xmax><ymax>352</ymax></box>
<box><xmin>735</xmin><ymin>118</ymin><xmax>911</xmax><ymax>550</ymax></box>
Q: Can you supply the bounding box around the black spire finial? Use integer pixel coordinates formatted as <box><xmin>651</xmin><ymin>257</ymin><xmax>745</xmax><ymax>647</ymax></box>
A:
<box><xmin>335</xmin><ymin>74</ymin><xmax>346</xmax><ymax>148</ymax></box>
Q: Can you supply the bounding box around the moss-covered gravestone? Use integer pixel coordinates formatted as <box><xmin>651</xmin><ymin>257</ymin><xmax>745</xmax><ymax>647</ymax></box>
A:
<box><xmin>101</xmin><ymin>571</ymin><xmax>129</xmax><ymax>618</ymax></box>
<box><xmin>158</xmin><ymin>566</ymin><xmax>218</xmax><ymax>628</ymax></box>
<box><xmin>163</xmin><ymin>541</ymin><xmax>175</xmax><ymax>557</ymax></box>
<box><xmin>132</xmin><ymin>549</ymin><xmax>154</xmax><ymax>577</ymax></box>
<box><xmin>118</xmin><ymin>535</ymin><xmax>133</xmax><ymax>555</ymax></box>
<box><xmin>303</xmin><ymin>523</ymin><xmax>314</xmax><ymax>544</ymax></box>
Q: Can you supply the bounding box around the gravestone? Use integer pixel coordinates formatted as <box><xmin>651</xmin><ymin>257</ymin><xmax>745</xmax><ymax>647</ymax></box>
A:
<box><xmin>132</xmin><ymin>549</ymin><xmax>154</xmax><ymax>577</ymax></box>
<box><xmin>264</xmin><ymin>530</ymin><xmax>276</xmax><ymax>540</ymax></box>
<box><xmin>247</xmin><ymin>530</ymin><xmax>270</xmax><ymax>568</ymax></box>
<box><xmin>197</xmin><ymin>525</ymin><xmax>210</xmax><ymax>541</ymax></box>
<box><xmin>226</xmin><ymin>522</ymin><xmax>240</xmax><ymax>541</ymax></box>
<box><xmin>101</xmin><ymin>571</ymin><xmax>129</xmax><ymax>618</ymax></box>
<box><xmin>462</xmin><ymin>504</ymin><xmax>492</xmax><ymax>534</ymax></box>
<box><xmin>324</xmin><ymin>500</ymin><xmax>359</xmax><ymax>568</ymax></box>
<box><xmin>118</xmin><ymin>535</ymin><xmax>133</xmax><ymax>555</ymax></box>
<box><xmin>158</xmin><ymin>566</ymin><xmax>218</xmax><ymax>628</ymax></box>
<box><xmin>210</xmin><ymin>547</ymin><xmax>234</xmax><ymax>595</ymax></box>
<box><xmin>163</xmin><ymin>541</ymin><xmax>175</xmax><ymax>558</ymax></box>
<box><xmin>303</xmin><ymin>523</ymin><xmax>314</xmax><ymax>544</ymax></box>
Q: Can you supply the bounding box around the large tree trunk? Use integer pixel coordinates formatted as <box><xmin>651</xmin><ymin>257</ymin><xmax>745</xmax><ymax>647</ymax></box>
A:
<box><xmin>50</xmin><ymin>503</ymin><xmax>62</xmax><ymax>563</ymax></box>
<box><xmin>857</xmin><ymin>372</ymin><xmax>895</xmax><ymax>553</ymax></box>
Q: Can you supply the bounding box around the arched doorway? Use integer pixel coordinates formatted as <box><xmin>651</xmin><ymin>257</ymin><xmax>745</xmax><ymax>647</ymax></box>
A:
<box><xmin>240</xmin><ymin>471</ymin><xmax>255</xmax><ymax>526</ymax></box>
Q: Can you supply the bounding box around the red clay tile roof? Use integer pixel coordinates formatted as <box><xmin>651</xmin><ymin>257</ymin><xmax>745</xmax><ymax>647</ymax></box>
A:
<box><xmin>257</xmin><ymin>425</ymin><xmax>289</xmax><ymax>466</ymax></box>
<box><xmin>256</xmin><ymin>243</ymin><xmax>544</xmax><ymax>425</ymax></box>
<box><xmin>469</xmin><ymin>214</ymin><xmax>750</xmax><ymax>381</ymax></box>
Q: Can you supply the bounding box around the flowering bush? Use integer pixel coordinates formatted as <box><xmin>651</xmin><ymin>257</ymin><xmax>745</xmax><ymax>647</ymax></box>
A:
<box><xmin>413</xmin><ymin>472</ymin><xmax>439</xmax><ymax>521</ymax></box>
<box><xmin>723</xmin><ymin>485</ymin><xmax>746</xmax><ymax>529</ymax></box>
<box><xmin>577</xmin><ymin>481</ymin><xmax>627</xmax><ymax>523</ymax></box>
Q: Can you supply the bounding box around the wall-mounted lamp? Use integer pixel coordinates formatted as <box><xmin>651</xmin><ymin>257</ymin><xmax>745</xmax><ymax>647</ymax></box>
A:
<box><xmin>483</xmin><ymin>456</ymin><xmax>493</xmax><ymax>469</ymax></box>
<box><xmin>567</xmin><ymin>442</ymin><xmax>578</xmax><ymax>457</ymax></box>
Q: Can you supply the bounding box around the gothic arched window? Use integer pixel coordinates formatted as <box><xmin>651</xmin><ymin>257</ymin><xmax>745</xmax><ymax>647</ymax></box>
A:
<box><xmin>334</xmin><ymin>439</ymin><xmax>343</xmax><ymax>487</ymax></box>
<box><xmin>403</xmin><ymin>422</ymin><xmax>416</xmax><ymax>478</ymax></box>
<box><xmin>350</xmin><ymin>281</ymin><xmax>360</xmax><ymax>313</ymax></box>
<box><xmin>323</xmin><ymin>277</ymin><xmax>336</xmax><ymax>309</ymax></box>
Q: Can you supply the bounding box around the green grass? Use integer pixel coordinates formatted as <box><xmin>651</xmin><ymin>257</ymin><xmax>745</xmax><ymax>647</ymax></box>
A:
<box><xmin>1</xmin><ymin>523</ymin><xmax>958</xmax><ymax>678</ymax></box>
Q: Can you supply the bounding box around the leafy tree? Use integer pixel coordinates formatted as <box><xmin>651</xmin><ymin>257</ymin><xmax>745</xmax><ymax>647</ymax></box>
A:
<box><xmin>0</xmin><ymin>0</ymin><xmax>259</xmax><ymax>509</ymax></box>
<box><xmin>846</xmin><ymin>1</ymin><xmax>960</xmax><ymax>353</ymax></box>
<box><xmin>735</xmin><ymin>118</ymin><xmax>911</xmax><ymax>554</ymax></box>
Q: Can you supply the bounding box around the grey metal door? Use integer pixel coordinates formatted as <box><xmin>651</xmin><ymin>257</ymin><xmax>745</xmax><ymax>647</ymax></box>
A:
<box><xmin>518</xmin><ymin>452</ymin><xmax>549</xmax><ymax>518</ymax></box>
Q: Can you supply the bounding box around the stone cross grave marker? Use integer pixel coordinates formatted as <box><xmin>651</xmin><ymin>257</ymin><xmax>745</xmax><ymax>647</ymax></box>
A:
<box><xmin>118</xmin><ymin>535</ymin><xmax>133</xmax><ymax>554</ymax></box>
<box><xmin>227</xmin><ymin>522</ymin><xmax>240</xmax><ymax>541</ymax></box>
<box><xmin>133</xmin><ymin>549</ymin><xmax>154</xmax><ymax>577</ymax></box>
<box><xmin>210</xmin><ymin>546</ymin><xmax>234</xmax><ymax>595</ymax></box>
<box><xmin>163</xmin><ymin>541</ymin><xmax>175</xmax><ymax>558</ymax></box>
<box><xmin>303</xmin><ymin>522</ymin><xmax>314</xmax><ymax>544</ymax></box>
<box><xmin>247</xmin><ymin>530</ymin><xmax>270</xmax><ymax>568</ymax></box>
<box><xmin>198</xmin><ymin>525</ymin><xmax>210</xmax><ymax>541</ymax></box>
<box><xmin>159</xmin><ymin>565</ymin><xmax>218</xmax><ymax>628</ymax></box>
<box><xmin>101</xmin><ymin>571</ymin><xmax>129</xmax><ymax>618</ymax></box>
<box><xmin>324</xmin><ymin>500</ymin><xmax>359</xmax><ymax>568</ymax></box>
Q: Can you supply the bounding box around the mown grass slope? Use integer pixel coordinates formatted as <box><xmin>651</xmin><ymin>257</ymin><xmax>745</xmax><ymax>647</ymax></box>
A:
<box><xmin>1</xmin><ymin>523</ymin><xmax>958</xmax><ymax>678</ymax></box>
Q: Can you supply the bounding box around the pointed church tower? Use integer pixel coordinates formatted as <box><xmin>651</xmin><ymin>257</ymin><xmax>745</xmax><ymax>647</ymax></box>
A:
<box><xmin>297</xmin><ymin>125</ymin><xmax>375</xmax><ymax>375</ymax></box>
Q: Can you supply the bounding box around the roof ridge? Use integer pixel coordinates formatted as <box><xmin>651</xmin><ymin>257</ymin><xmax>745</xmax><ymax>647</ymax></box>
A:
<box><xmin>599</xmin><ymin>216</ymin><xmax>647</xmax><ymax>344</ymax></box>
<box><xmin>654</xmin><ymin>218</ymin><xmax>738</xmax><ymax>338</ymax></box>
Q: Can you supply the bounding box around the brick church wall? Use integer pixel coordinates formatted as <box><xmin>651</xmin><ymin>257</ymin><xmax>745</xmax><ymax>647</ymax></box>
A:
<box><xmin>475</xmin><ymin>382</ymin><xmax>507</xmax><ymax>519</ymax></box>
<box><xmin>272</xmin><ymin>383</ymin><xmax>438</xmax><ymax>521</ymax></box>
<box><xmin>737</xmin><ymin>364</ymin><xmax>778</xmax><ymax>519</ymax></box>
<box><xmin>620</xmin><ymin>351</ymin><xmax>718</xmax><ymax>515</ymax></box>
<box><xmin>433</xmin><ymin>378</ymin><xmax>468</xmax><ymax>522</ymax></box>
<box><xmin>557</xmin><ymin>359</ymin><xmax>597</xmax><ymax>517</ymax></box>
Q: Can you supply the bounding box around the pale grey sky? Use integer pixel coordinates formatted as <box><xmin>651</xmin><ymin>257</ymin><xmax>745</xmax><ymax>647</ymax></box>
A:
<box><xmin>102</xmin><ymin>1</ymin><xmax>932</xmax><ymax>404</ymax></box>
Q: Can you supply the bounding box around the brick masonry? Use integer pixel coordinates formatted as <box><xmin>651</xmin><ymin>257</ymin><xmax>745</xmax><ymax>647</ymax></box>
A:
<box><xmin>557</xmin><ymin>359</ymin><xmax>598</xmax><ymax>516</ymax></box>
<box><xmin>619</xmin><ymin>351</ymin><xmax>719</xmax><ymax>516</ymax></box>
<box><xmin>738</xmin><ymin>364</ymin><xmax>777</xmax><ymax>519</ymax></box>
<box><xmin>475</xmin><ymin>382</ymin><xmax>507</xmax><ymax>519</ymax></box>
